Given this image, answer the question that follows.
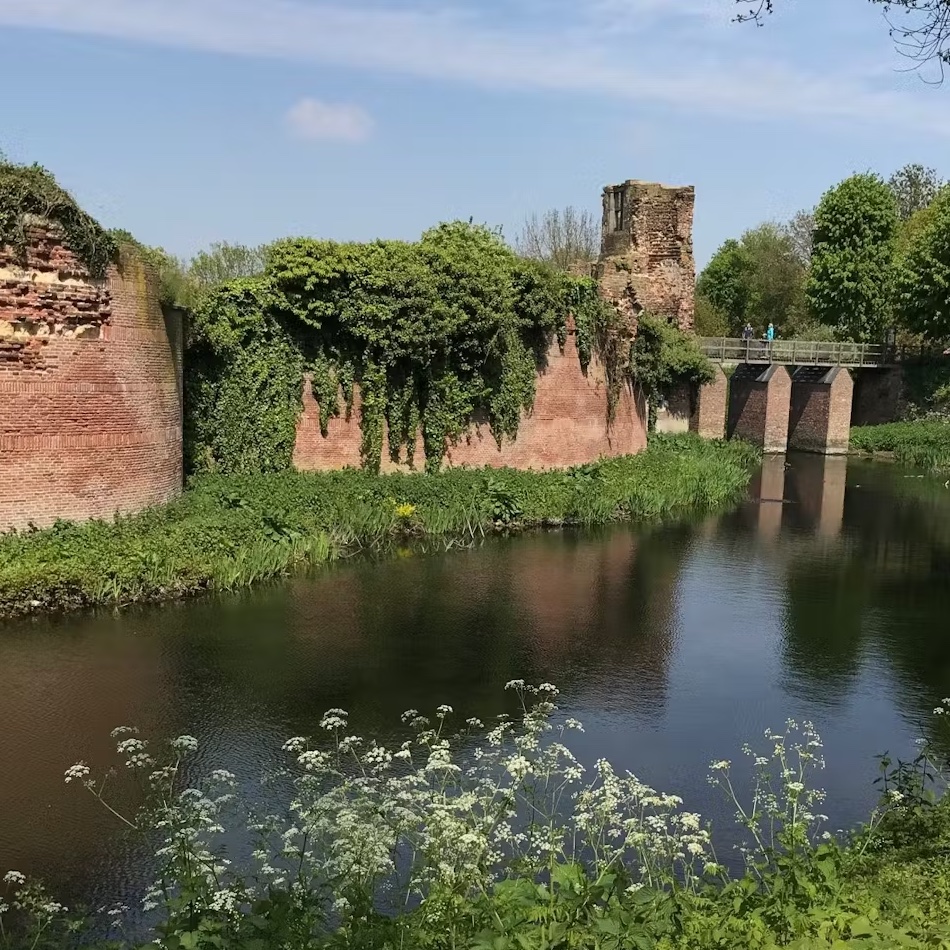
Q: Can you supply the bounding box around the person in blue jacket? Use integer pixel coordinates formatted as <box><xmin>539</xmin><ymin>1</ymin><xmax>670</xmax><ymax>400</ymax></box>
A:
<box><xmin>766</xmin><ymin>322</ymin><xmax>775</xmax><ymax>342</ymax></box>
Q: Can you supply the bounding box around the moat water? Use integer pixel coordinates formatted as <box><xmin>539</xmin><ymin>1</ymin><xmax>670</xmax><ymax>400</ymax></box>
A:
<box><xmin>1</xmin><ymin>453</ymin><xmax>949</xmax><ymax>913</ymax></box>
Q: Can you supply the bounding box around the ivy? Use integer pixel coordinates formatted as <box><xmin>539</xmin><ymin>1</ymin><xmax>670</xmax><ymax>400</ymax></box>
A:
<box><xmin>186</xmin><ymin>222</ymin><xmax>623</xmax><ymax>475</ymax></box>
<box><xmin>0</xmin><ymin>160</ymin><xmax>116</xmax><ymax>277</ymax></box>
<box><xmin>630</xmin><ymin>312</ymin><xmax>716</xmax><ymax>431</ymax></box>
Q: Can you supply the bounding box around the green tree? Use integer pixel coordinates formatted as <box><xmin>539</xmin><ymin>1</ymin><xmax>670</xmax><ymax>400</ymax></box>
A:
<box><xmin>696</xmin><ymin>224</ymin><xmax>806</xmax><ymax>337</ymax></box>
<box><xmin>889</xmin><ymin>163</ymin><xmax>945</xmax><ymax>222</ymax></box>
<box><xmin>894</xmin><ymin>187</ymin><xmax>950</xmax><ymax>342</ymax></box>
<box><xmin>805</xmin><ymin>174</ymin><xmax>899</xmax><ymax>342</ymax></box>
<box><xmin>696</xmin><ymin>239</ymin><xmax>751</xmax><ymax>334</ymax></box>
<box><xmin>188</xmin><ymin>242</ymin><xmax>268</xmax><ymax>299</ymax></box>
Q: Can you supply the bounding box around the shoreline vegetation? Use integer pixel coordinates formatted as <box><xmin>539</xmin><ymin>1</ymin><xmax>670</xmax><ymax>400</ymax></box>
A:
<box><xmin>0</xmin><ymin>435</ymin><xmax>758</xmax><ymax>620</ymax></box>
<box><xmin>3</xmin><ymin>682</ymin><xmax>950</xmax><ymax>950</ymax></box>
<box><xmin>849</xmin><ymin>419</ymin><xmax>950</xmax><ymax>470</ymax></box>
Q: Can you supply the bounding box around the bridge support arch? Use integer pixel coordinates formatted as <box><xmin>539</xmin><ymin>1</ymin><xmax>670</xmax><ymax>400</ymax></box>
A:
<box><xmin>727</xmin><ymin>364</ymin><xmax>792</xmax><ymax>453</ymax></box>
<box><xmin>788</xmin><ymin>366</ymin><xmax>853</xmax><ymax>454</ymax></box>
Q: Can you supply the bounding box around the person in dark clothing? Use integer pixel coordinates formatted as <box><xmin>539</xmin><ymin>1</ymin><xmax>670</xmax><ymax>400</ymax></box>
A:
<box><xmin>741</xmin><ymin>323</ymin><xmax>753</xmax><ymax>340</ymax></box>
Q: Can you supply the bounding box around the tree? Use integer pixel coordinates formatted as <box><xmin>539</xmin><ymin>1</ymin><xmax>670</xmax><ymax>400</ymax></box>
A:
<box><xmin>782</xmin><ymin>209</ymin><xmax>815</xmax><ymax>267</ymax></box>
<box><xmin>735</xmin><ymin>0</ymin><xmax>950</xmax><ymax>73</ymax></box>
<box><xmin>516</xmin><ymin>207</ymin><xmax>599</xmax><ymax>272</ymax></box>
<box><xmin>888</xmin><ymin>163</ymin><xmax>945</xmax><ymax>221</ymax></box>
<box><xmin>805</xmin><ymin>174</ymin><xmax>899</xmax><ymax>342</ymax></box>
<box><xmin>696</xmin><ymin>224</ymin><xmax>806</xmax><ymax>336</ymax></box>
<box><xmin>188</xmin><ymin>242</ymin><xmax>268</xmax><ymax>297</ymax></box>
<box><xmin>893</xmin><ymin>187</ymin><xmax>950</xmax><ymax>341</ymax></box>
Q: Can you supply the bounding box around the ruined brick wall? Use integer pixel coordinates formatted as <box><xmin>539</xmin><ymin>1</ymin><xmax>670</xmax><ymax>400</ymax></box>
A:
<box><xmin>596</xmin><ymin>180</ymin><xmax>695</xmax><ymax>332</ymax></box>
<box><xmin>0</xmin><ymin>223</ymin><xmax>183</xmax><ymax>530</ymax></box>
<box><xmin>293</xmin><ymin>326</ymin><xmax>647</xmax><ymax>472</ymax></box>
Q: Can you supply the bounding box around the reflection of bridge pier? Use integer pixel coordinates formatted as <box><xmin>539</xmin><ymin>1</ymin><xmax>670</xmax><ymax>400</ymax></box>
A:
<box><xmin>695</xmin><ymin>338</ymin><xmax>887</xmax><ymax>455</ymax></box>
<box><xmin>786</xmin><ymin>454</ymin><xmax>848</xmax><ymax>539</ymax></box>
<box><xmin>750</xmin><ymin>454</ymin><xmax>787</xmax><ymax>540</ymax></box>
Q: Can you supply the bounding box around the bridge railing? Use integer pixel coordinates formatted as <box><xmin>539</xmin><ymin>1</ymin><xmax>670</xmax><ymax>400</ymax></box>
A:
<box><xmin>698</xmin><ymin>338</ymin><xmax>891</xmax><ymax>367</ymax></box>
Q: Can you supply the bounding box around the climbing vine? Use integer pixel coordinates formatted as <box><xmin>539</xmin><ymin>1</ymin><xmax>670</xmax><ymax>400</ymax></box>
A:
<box><xmin>0</xmin><ymin>160</ymin><xmax>116</xmax><ymax>276</ymax></box>
<box><xmin>186</xmin><ymin>222</ymin><xmax>623</xmax><ymax>475</ymax></box>
<box><xmin>629</xmin><ymin>312</ymin><xmax>716</xmax><ymax>431</ymax></box>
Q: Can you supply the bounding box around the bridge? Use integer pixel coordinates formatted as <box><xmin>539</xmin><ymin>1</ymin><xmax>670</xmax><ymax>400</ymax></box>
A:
<box><xmin>666</xmin><ymin>337</ymin><xmax>911</xmax><ymax>457</ymax></box>
<box><xmin>698</xmin><ymin>337</ymin><xmax>894</xmax><ymax>368</ymax></box>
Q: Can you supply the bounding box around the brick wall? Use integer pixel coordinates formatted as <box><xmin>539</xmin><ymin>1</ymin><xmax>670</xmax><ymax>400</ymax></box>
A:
<box><xmin>851</xmin><ymin>367</ymin><xmax>903</xmax><ymax>426</ymax></box>
<box><xmin>293</xmin><ymin>327</ymin><xmax>647</xmax><ymax>471</ymax></box>
<box><xmin>728</xmin><ymin>364</ymin><xmax>792</xmax><ymax>453</ymax></box>
<box><xmin>788</xmin><ymin>367</ymin><xmax>853</xmax><ymax>454</ymax></box>
<box><xmin>0</xmin><ymin>224</ymin><xmax>183</xmax><ymax>531</ymax></box>
<box><xmin>597</xmin><ymin>180</ymin><xmax>696</xmax><ymax>332</ymax></box>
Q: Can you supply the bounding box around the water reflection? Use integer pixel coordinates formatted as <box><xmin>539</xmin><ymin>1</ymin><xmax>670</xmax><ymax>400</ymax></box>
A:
<box><xmin>1</xmin><ymin>454</ymin><xmax>949</xmax><ymax>911</ymax></box>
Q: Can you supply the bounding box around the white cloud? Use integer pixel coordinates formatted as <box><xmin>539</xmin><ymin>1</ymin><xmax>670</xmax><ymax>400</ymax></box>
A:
<box><xmin>0</xmin><ymin>0</ymin><xmax>948</xmax><ymax>136</ymax></box>
<box><xmin>285</xmin><ymin>97</ymin><xmax>374</xmax><ymax>142</ymax></box>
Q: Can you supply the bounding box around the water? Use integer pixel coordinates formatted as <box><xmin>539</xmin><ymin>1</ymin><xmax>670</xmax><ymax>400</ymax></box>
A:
<box><xmin>1</xmin><ymin>453</ymin><xmax>949</xmax><ymax>914</ymax></box>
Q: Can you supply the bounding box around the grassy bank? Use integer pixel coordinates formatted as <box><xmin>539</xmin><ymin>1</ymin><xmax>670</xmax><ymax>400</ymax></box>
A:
<box><xmin>0</xmin><ymin>435</ymin><xmax>758</xmax><ymax>619</ymax></box>
<box><xmin>4</xmin><ymin>683</ymin><xmax>950</xmax><ymax>950</ymax></box>
<box><xmin>850</xmin><ymin>420</ymin><xmax>950</xmax><ymax>469</ymax></box>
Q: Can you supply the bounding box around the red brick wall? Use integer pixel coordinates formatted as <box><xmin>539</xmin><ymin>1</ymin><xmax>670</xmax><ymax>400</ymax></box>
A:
<box><xmin>0</xmin><ymin>224</ymin><xmax>183</xmax><ymax>531</ymax></box>
<box><xmin>788</xmin><ymin>368</ymin><xmax>853</xmax><ymax>454</ymax></box>
<box><xmin>293</xmin><ymin>328</ymin><xmax>647</xmax><ymax>471</ymax></box>
<box><xmin>690</xmin><ymin>364</ymin><xmax>728</xmax><ymax>440</ymax></box>
<box><xmin>728</xmin><ymin>364</ymin><xmax>792</xmax><ymax>453</ymax></box>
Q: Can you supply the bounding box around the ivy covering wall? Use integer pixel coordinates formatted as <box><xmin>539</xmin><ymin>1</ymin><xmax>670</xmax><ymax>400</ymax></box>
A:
<box><xmin>185</xmin><ymin>222</ymin><xmax>625</xmax><ymax>475</ymax></box>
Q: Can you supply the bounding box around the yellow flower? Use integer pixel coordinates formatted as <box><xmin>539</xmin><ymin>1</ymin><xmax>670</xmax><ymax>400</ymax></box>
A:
<box><xmin>394</xmin><ymin>503</ymin><xmax>416</xmax><ymax>520</ymax></box>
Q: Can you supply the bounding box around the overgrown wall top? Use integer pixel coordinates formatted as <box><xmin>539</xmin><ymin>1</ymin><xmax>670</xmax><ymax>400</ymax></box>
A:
<box><xmin>0</xmin><ymin>223</ymin><xmax>183</xmax><ymax>530</ymax></box>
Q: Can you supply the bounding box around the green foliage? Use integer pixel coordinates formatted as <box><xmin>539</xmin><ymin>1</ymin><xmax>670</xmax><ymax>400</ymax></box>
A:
<box><xmin>806</xmin><ymin>174</ymin><xmax>899</xmax><ymax>342</ymax></box>
<box><xmin>693</xmin><ymin>292</ymin><xmax>732</xmax><ymax>337</ymax></box>
<box><xmin>187</xmin><ymin>222</ymin><xmax>619</xmax><ymax>475</ymax></box>
<box><xmin>696</xmin><ymin>224</ymin><xmax>807</xmax><ymax>338</ymax></box>
<box><xmin>0</xmin><ymin>159</ymin><xmax>116</xmax><ymax>276</ymax></box>
<box><xmin>889</xmin><ymin>163</ymin><xmax>945</xmax><ymax>223</ymax></box>
<box><xmin>850</xmin><ymin>419</ymin><xmax>950</xmax><ymax>469</ymax></box>
<box><xmin>8</xmin><ymin>682</ymin><xmax>950</xmax><ymax>950</ymax></box>
<box><xmin>902</xmin><ymin>358</ymin><xmax>950</xmax><ymax>418</ymax></box>
<box><xmin>893</xmin><ymin>187</ymin><xmax>950</xmax><ymax>342</ymax></box>
<box><xmin>0</xmin><ymin>436</ymin><xmax>757</xmax><ymax>617</ymax></box>
<box><xmin>630</xmin><ymin>313</ymin><xmax>715</xmax><ymax>429</ymax></box>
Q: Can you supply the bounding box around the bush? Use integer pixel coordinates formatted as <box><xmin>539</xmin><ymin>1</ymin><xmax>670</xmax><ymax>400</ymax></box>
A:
<box><xmin>850</xmin><ymin>420</ymin><xmax>950</xmax><ymax>469</ymax></box>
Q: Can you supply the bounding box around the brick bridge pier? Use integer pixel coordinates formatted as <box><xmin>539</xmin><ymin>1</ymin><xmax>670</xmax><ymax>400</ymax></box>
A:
<box><xmin>687</xmin><ymin>339</ymin><xmax>901</xmax><ymax>454</ymax></box>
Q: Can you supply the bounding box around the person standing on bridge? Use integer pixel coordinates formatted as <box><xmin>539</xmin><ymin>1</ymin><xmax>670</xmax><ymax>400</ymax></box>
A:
<box><xmin>742</xmin><ymin>322</ymin><xmax>753</xmax><ymax>340</ymax></box>
<box><xmin>767</xmin><ymin>322</ymin><xmax>775</xmax><ymax>343</ymax></box>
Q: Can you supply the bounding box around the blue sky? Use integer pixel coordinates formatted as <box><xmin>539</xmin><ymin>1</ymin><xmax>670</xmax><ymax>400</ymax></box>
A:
<box><xmin>0</xmin><ymin>0</ymin><xmax>948</xmax><ymax>268</ymax></box>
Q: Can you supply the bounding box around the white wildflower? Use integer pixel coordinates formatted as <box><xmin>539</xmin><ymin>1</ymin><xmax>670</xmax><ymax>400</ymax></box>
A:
<box><xmin>3</xmin><ymin>871</ymin><xmax>26</xmax><ymax>886</ymax></box>
<box><xmin>64</xmin><ymin>762</ymin><xmax>91</xmax><ymax>784</ymax></box>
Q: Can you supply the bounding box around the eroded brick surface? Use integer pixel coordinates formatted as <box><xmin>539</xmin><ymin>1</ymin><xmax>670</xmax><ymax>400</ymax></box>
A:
<box><xmin>690</xmin><ymin>364</ymin><xmax>728</xmax><ymax>440</ymax></box>
<box><xmin>0</xmin><ymin>225</ymin><xmax>183</xmax><ymax>530</ymax></box>
<box><xmin>596</xmin><ymin>180</ymin><xmax>696</xmax><ymax>332</ymax></box>
<box><xmin>728</xmin><ymin>364</ymin><xmax>792</xmax><ymax>453</ymax></box>
<box><xmin>293</xmin><ymin>328</ymin><xmax>648</xmax><ymax>472</ymax></box>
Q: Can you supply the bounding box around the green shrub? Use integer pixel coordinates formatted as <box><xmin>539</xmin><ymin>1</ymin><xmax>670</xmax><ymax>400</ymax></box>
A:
<box><xmin>850</xmin><ymin>420</ymin><xmax>950</xmax><ymax>469</ymax></box>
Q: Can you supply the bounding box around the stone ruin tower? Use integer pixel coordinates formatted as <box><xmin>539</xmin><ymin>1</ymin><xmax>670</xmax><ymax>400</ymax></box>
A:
<box><xmin>596</xmin><ymin>180</ymin><xmax>696</xmax><ymax>332</ymax></box>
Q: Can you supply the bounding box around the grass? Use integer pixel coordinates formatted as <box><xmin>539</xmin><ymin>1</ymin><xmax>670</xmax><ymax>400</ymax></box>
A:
<box><xmin>850</xmin><ymin>419</ymin><xmax>950</xmax><ymax>470</ymax></box>
<box><xmin>0</xmin><ymin>434</ymin><xmax>759</xmax><ymax>619</ymax></box>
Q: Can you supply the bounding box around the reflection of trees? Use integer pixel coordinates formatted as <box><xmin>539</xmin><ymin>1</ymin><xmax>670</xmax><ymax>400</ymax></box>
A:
<box><xmin>778</xmin><ymin>458</ymin><xmax>950</xmax><ymax>727</ymax></box>
<box><xmin>160</xmin><ymin>524</ymin><xmax>689</xmax><ymax>734</ymax></box>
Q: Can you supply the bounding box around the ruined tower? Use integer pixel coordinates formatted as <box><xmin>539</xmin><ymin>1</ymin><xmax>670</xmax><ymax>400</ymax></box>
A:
<box><xmin>596</xmin><ymin>180</ymin><xmax>696</xmax><ymax>331</ymax></box>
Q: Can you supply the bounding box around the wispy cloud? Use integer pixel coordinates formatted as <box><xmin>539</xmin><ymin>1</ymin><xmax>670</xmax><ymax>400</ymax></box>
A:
<box><xmin>1</xmin><ymin>0</ymin><xmax>947</xmax><ymax>136</ymax></box>
<box><xmin>285</xmin><ymin>98</ymin><xmax>374</xmax><ymax>143</ymax></box>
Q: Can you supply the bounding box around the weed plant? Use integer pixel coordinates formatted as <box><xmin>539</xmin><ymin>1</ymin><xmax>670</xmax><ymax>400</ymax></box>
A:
<box><xmin>0</xmin><ymin>435</ymin><xmax>758</xmax><ymax>618</ymax></box>
<box><xmin>3</xmin><ymin>683</ymin><xmax>950</xmax><ymax>949</ymax></box>
<box><xmin>850</xmin><ymin>420</ymin><xmax>950</xmax><ymax>470</ymax></box>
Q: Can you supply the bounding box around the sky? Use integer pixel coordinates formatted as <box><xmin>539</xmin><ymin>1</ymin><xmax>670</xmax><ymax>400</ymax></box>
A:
<box><xmin>0</xmin><ymin>0</ymin><xmax>948</xmax><ymax>268</ymax></box>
